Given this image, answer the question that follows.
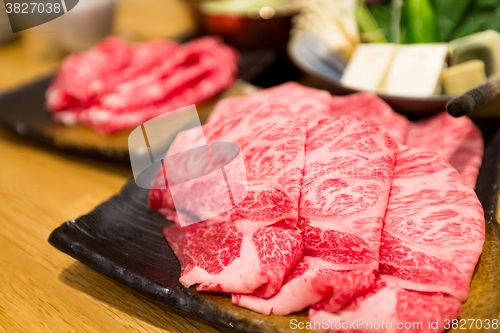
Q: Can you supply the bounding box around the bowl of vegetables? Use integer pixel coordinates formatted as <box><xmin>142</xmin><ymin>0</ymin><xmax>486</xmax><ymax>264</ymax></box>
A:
<box><xmin>288</xmin><ymin>0</ymin><xmax>500</xmax><ymax>116</ymax></box>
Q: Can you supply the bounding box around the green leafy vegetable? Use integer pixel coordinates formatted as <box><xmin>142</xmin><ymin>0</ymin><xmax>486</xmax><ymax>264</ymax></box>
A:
<box><xmin>451</xmin><ymin>3</ymin><xmax>500</xmax><ymax>39</ymax></box>
<box><xmin>360</xmin><ymin>0</ymin><xmax>500</xmax><ymax>43</ymax></box>
<box><xmin>404</xmin><ymin>0</ymin><xmax>439</xmax><ymax>43</ymax></box>
<box><xmin>367</xmin><ymin>1</ymin><xmax>393</xmax><ymax>41</ymax></box>
<box><xmin>390</xmin><ymin>0</ymin><xmax>404</xmax><ymax>43</ymax></box>
<box><xmin>476</xmin><ymin>0</ymin><xmax>500</xmax><ymax>9</ymax></box>
<box><xmin>356</xmin><ymin>0</ymin><xmax>388</xmax><ymax>42</ymax></box>
<box><xmin>432</xmin><ymin>0</ymin><xmax>473</xmax><ymax>41</ymax></box>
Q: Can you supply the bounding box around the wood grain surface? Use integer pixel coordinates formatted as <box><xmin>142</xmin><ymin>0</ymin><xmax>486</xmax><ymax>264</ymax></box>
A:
<box><xmin>0</xmin><ymin>128</ymin><xmax>237</xmax><ymax>333</ymax></box>
<box><xmin>0</xmin><ymin>1</ymin><xmax>232</xmax><ymax>332</ymax></box>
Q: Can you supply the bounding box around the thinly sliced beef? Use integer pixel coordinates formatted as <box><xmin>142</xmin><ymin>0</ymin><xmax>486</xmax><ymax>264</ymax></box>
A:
<box><xmin>46</xmin><ymin>37</ymin><xmax>238</xmax><ymax>133</ymax></box>
<box><xmin>165</xmin><ymin>220</ymin><xmax>302</xmax><ymax>296</ymax></box>
<box><xmin>406</xmin><ymin>112</ymin><xmax>483</xmax><ymax>188</ymax></box>
<box><xmin>208</xmin><ymin>82</ymin><xmax>332</xmax><ymax>129</ymax></box>
<box><xmin>232</xmin><ymin>115</ymin><xmax>398</xmax><ymax>315</ymax></box>
<box><xmin>46</xmin><ymin>37</ymin><xmax>132</xmax><ymax>112</ymax></box>
<box><xmin>150</xmin><ymin>101</ymin><xmax>307</xmax><ymax>223</ymax></box>
<box><xmin>98</xmin><ymin>41</ymin><xmax>237</xmax><ymax>111</ymax></box>
<box><xmin>82</xmin><ymin>60</ymin><xmax>236</xmax><ymax>134</ymax></box>
<box><xmin>310</xmin><ymin>281</ymin><xmax>462</xmax><ymax>333</ymax></box>
<box><xmin>330</xmin><ymin>93</ymin><xmax>409</xmax><ymax>145</ymax></box>
<box><xmin>156</xmin><ymin>101</ymin><xmax>308</xmax><ymax>296</ymax></box>
<box><xmin>114</xmin><ymin>37</ymin><xmax>228</xmax><ymax>94</ymax></box>
<box><xmin>310</xmin><ymin>145</ymin><xmax>484</xmax><ymax>332</ymax></box>
<box><xmin>87</xmin><ymin>40</ymin><xmax>179</xmax><ymax>99</ymax></box>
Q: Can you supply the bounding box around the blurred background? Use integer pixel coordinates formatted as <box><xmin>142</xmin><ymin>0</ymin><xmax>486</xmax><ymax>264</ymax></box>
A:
<box><xmin>0</xmin><ymin>0</ymin><xmax>197</xmax><ymax>90</ymax></box>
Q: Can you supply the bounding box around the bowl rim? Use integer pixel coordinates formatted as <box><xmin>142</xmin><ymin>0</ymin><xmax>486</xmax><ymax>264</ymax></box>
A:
<box><xmin>287</xmin><ymin>36</ymin><xmax>454</xmax><ymax>103</ymax></box>
<box><xmin>184</xmin><ymin>0</ymin><xmax>300</xmax><ymax>19</ymax></box>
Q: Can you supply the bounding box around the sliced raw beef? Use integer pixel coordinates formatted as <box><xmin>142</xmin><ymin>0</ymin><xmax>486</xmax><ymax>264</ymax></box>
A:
<box><xmin>310</xmin><ymin>145</ymin><xmax>484</xmax><ymax>332</ymax></box>
<box><xmin>310</xmin><ymin>281</ymin><xmax>462</xmax><ymax>333</ymax></box>
<box><xmin>98</xmin><ymin>40</ymin><xmax>237</xmax><ymax>111</ymax></box>
<box><xmin>232</xmin><ymin>255</ymin><xmax>375</xmax><ymax>316</ymax></box>
<box><xmin>165</xmin><ymin>220</ymin><xmax>303</xmax><ymax>297</ymax></box>
<box><xmin>46</xmin><ymin>37</ymin><xmax>132</xmax><ymax>113</ymax></box>
<box><xmin>156</xmin><ymin>101</ymin><xmax>308</xmax><ymax>296</ymax></box>
<box><xmin>46</xmin><ymin>37</ymin><xmax>238</xmax><ymax>134</ymax></box>
<box><xmin>208</xmin><ymin>82</ymin><xmax>332</xmax><ymax>129</ymax></box>
<box><xmin>87</xmin><ymin>40</ymin><xmax>179</xmax><ymax>99</ymax></box>
<box><xmin>150</xmin><ymin>100</ymin><xmax>307</xmax><ymax>224</ymax></box>
<box><xmin>330</xmin><ymin>93</ymin><xmax>410</xmax><ymax>145</ymax></box>
<box><xmin>232</xmin><ymin>115</ymin><xmax>398</xmax><ymax>315</ymax></box>
<box><xmin>406</xmin><ymin>112</ymin><xmax>483</xmax><ymax>188</ymax></box>
<box><xmin>82</xmin><ymin>57</ymin><xmax>237</xmax><ymax>134</ymax></box>
<box><xmin>114</xmin><ymin>37</ymin><xmax>227</xmax><ymax>94</ymax></box>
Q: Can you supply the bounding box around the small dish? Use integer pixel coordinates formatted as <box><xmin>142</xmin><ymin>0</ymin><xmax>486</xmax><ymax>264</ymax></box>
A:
<box><xmin>288</xmin><ymin>35</ymin><xmax>452</xmax><ymax>118</ymax></box>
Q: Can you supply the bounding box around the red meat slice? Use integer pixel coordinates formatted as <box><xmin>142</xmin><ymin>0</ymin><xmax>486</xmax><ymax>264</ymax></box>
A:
<box><xmin>46</xmin><ymin>37</ymin><xmax>133</xmax><ymax>113</ymax></box>
<box><xmin>82</xmin><ymin>54</ymin><xmax>237</xmax><ymax>134</ymax></box>
<box><xmin>330</xmin><ymin>93</ymin><xmax>410</xmax><ymax>145</ymax></box>
<box><xmin>310</xmin><ymin>281</ymin><xmax>462</xmax><ymax>333</ymax></box>
<box><xmin>208</xmin><ymin>82</ymin><xmax>332</xmax><ymax>129</ymax></box>
<box><xmin>232</xmin><ymin>255</ymin><xmax>375</xmax><ymax>316</ymax></box>
<box><xmin>46</xmin><ymin>37</ymin><xmax>238</xmax><ymax>133</ymax></box>
<box><xmin>165</xmin><ymin>220</ymin><xmax>303</xmax><ymax>296</ymax></box>
<box><xmin>157</xmin><ymin>101</ymin><xmax>308</xmax><ymax>296</ymax></box>
<box><xmin>151</xmin><ymin>101</ymin><xmax>307</xmax><ymax>224</ymax></box>
<box><xmin>114</xmin><ymin>37</ymin><xmax>231</xmax><ymax>94</ymax></box>
<box><xmin>87</xmin><ymin>40</ymin><xmax>179</xmax><ymax>99</ymax></box>
<box><xmin>232</xmin><ymin>115</ymin><xmax>398</xmax><ymax>315</ymax></box>
<box><xmin>310</xmin><ymin>145</ymin><xmax>484</xmax><ymax>332</ymax></box>
<box><xmin>98</xmin><ymin>44</ymin><xmax>237</xmax><ymax>111</ymax></box>
<box><xmin>406</xmin><ymin>112</ymin><xmax>483</xmax><ymax>188</ymax></box>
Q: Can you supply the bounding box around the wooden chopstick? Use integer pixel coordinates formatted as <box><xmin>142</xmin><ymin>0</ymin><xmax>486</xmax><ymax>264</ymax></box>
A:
<box><xmin>447</xmin><ymin>72</ymin><xmax>500</xmax><ymax>117</ymax></box>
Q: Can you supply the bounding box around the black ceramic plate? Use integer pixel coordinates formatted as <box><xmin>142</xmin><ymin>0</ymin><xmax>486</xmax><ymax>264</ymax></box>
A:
<box><xmin>48</xmin><ymin>119</ymin><xmax>500</xmax><ymax>333</ymax></box>
<box><xmin>287</xmin><ymin>35</ymin><xmax>452</xmax><ymax>118</ymax></box>
<box><xmin>0</xmin><ymin>47</ymin><xmax>276</xmax><ymax>159</ymax></box>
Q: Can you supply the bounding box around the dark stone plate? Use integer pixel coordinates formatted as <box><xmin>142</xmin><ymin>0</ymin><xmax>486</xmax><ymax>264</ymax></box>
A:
<box><xmin>48</xmin><ymin>119</ymin><xmax>500</xmax><ymax>332</ymax></box>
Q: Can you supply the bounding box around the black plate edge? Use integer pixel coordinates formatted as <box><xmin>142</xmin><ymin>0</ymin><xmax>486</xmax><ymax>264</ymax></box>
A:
<box><xmin>48</xmin><ymin>208</ymin><xmax>271</xmax><ymax>333</ymax></box>
<box><xmin>0</xmin><ymin>74</ymin><xmax>133</xmax><ymax>160</ymax></box>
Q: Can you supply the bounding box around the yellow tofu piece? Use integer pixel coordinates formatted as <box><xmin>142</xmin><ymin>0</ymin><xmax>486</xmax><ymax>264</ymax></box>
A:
<box><xmin>442</xmin><ymin>60</ymin><xmax>487</xmax><ymax>95</ymax></box>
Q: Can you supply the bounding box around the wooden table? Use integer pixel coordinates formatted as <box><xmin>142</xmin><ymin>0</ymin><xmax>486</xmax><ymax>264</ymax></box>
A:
<box><xmin>0</xmin><ymin>1</ymin><xmax>232</xmax><ymax>332</ymax></box>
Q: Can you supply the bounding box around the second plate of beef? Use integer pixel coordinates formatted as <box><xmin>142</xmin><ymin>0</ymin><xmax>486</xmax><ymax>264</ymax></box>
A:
<box><xmin>0</xmin><ymin>37</ymin><xmax>279</xmax><ymax>159</ymax></box>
